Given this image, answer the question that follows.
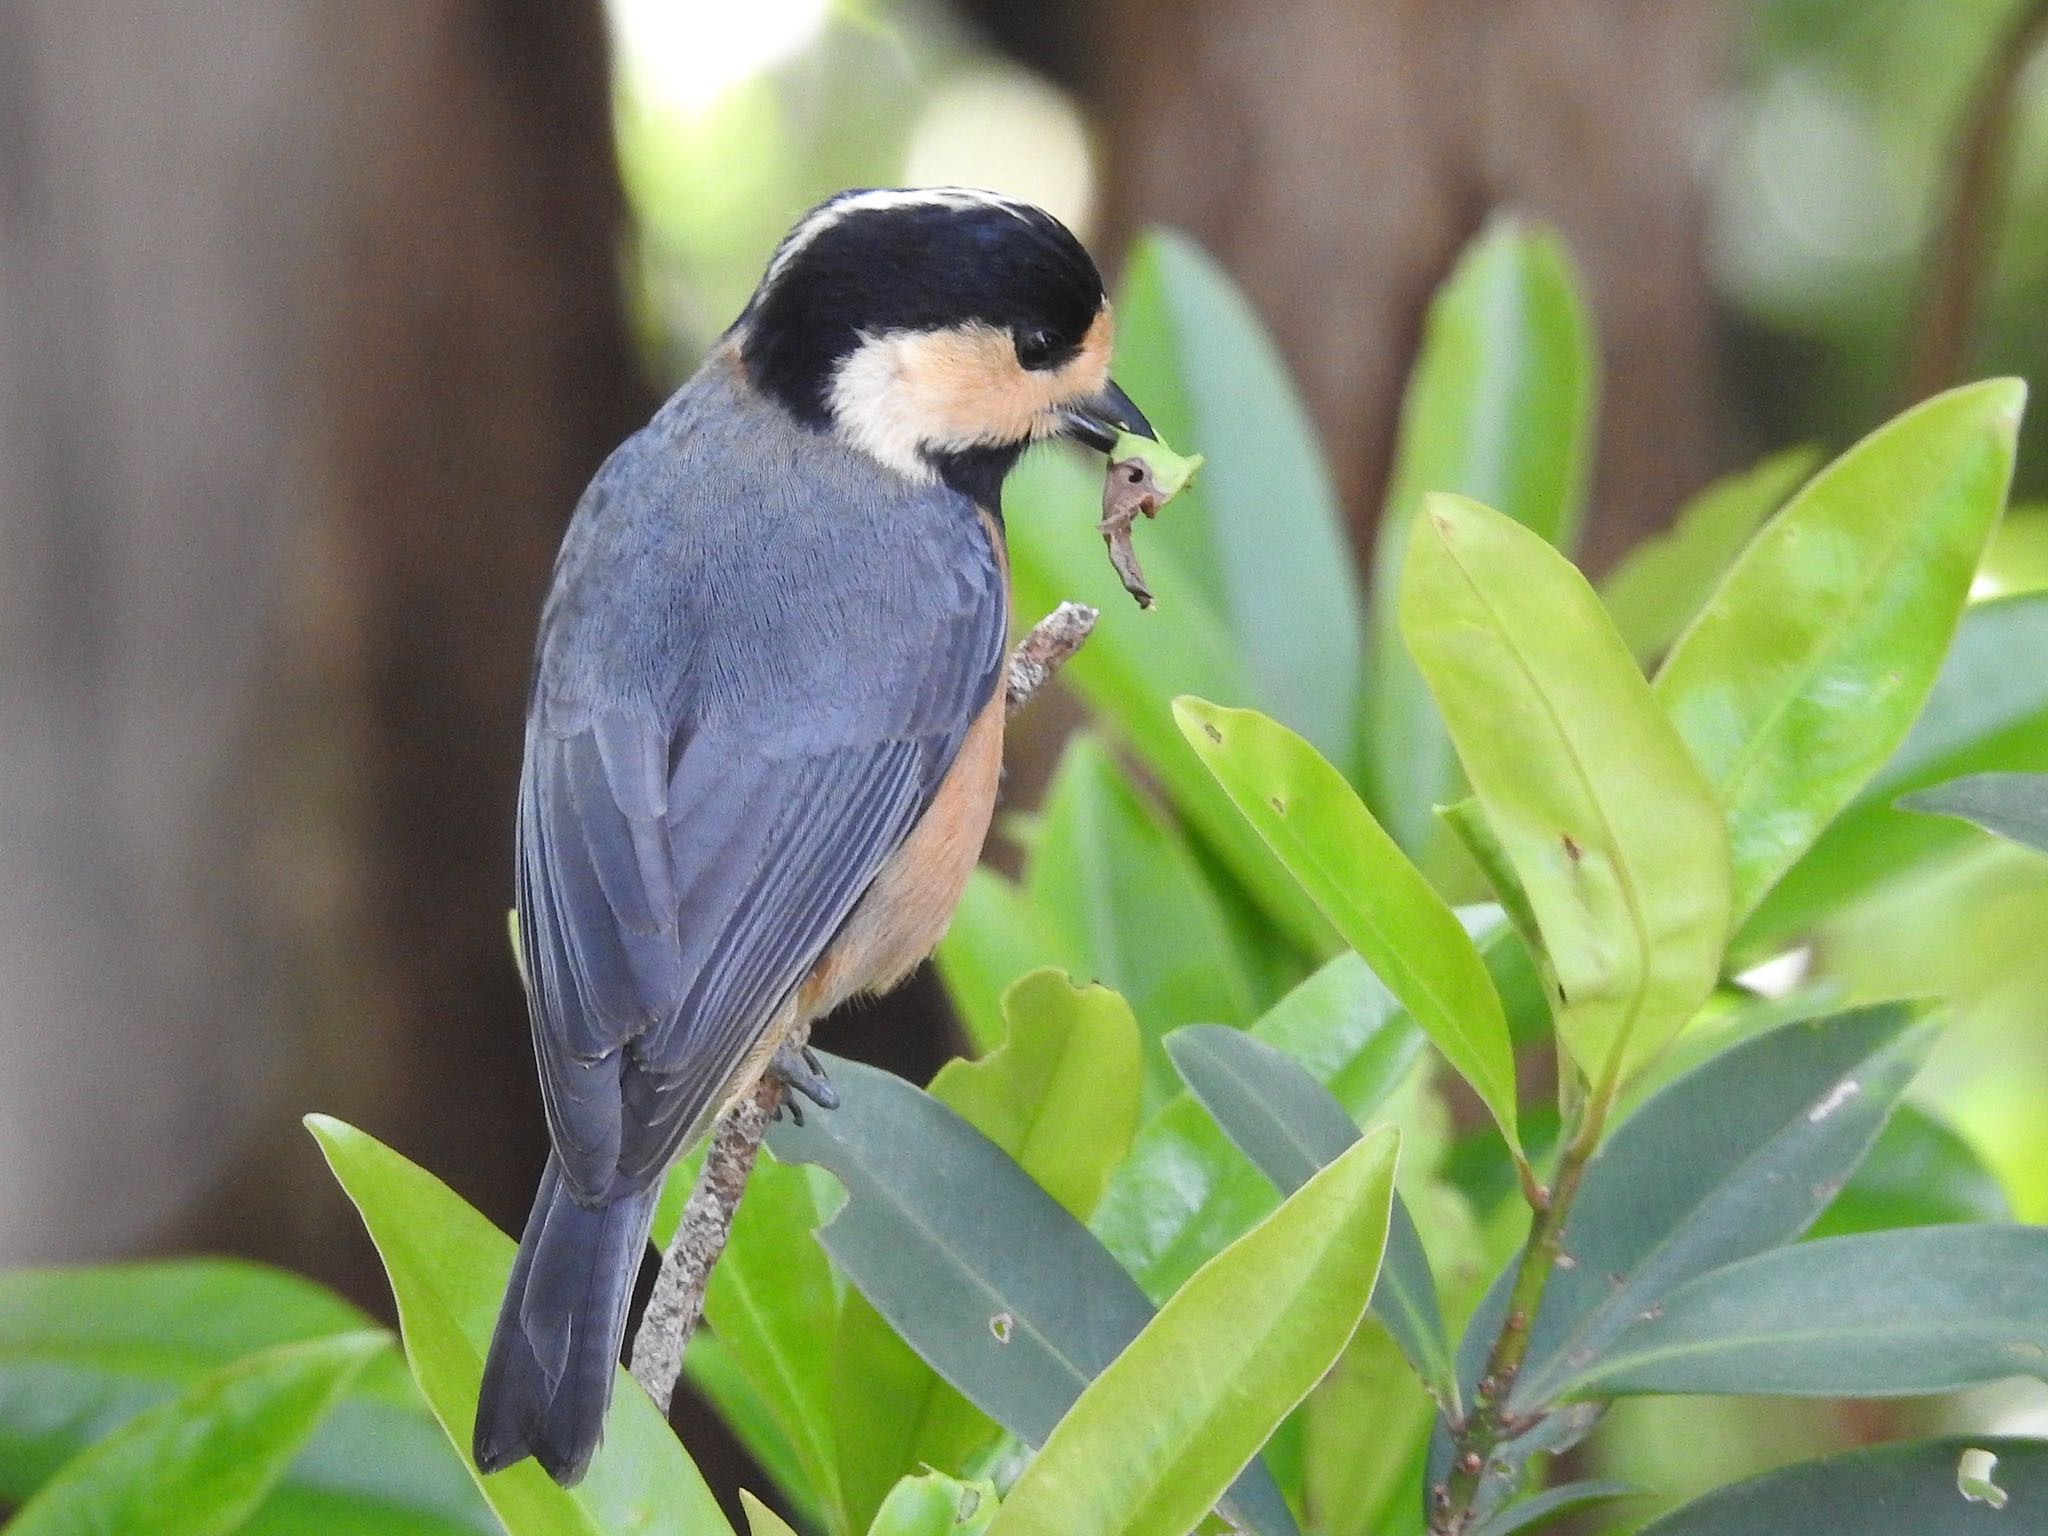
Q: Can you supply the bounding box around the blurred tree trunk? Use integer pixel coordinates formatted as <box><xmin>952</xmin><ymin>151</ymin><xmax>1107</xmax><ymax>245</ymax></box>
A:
<box><xmin>980</xmin><ymin>0</ymin><xmax>1734</xmax><ymax>570</ymax></box>
<box><xmin>0</xmin><ymin>0</ymin><xmax>652</xmax><ymax>1284</ymax></box>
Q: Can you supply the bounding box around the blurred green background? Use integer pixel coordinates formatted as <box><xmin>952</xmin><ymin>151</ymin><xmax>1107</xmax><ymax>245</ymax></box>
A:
<box><xmin>9</xmin><ymin>0</ymin><xmax>2048</xmax><ymax>1521</ymax></box>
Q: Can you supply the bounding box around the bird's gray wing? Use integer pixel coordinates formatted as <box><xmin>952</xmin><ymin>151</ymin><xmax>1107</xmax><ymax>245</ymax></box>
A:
<box><xmin>516</xmin><ymin>543</ymin><xmax>1005</xmax><ymax>1204</ymax></box>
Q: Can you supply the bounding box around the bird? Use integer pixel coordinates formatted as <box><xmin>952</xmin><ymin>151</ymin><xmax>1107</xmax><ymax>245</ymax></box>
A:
<box><xmin>473</xmin><ymin>187</ymin><xmax>1152</xmax><ymax>1485</ymax></box>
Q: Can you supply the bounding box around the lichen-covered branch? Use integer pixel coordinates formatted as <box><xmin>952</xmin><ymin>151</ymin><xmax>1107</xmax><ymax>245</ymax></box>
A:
<box><xmin>627</xmin><ymin>600</ymin><xmax>1095</xmax><ymax>1416</ymax></box>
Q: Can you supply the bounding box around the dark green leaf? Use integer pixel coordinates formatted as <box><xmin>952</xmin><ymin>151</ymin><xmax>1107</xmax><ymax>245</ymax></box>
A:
<box><xmin>1902</xmin><ymin>771</ymin><xmax>2048</xmax><ymax>855</ymax></box>
<box><xmin>0</xmin><ymin>1260</ymin><xmax>491</xmax><ymax>1536</ymax></box>
<box><xmin>1092</xmin><ymin>953</ymin><xmax>1421</xmax><ymax>1301</ymax></box>
<box><xmin>763</xmin><ymin>1057</ymin><xmax>1298</xmax><ymax>1536</ymax></box>
<box><xmin>1111</xmin><ymin>230</ymin><xmax>1368</xmax><ymax>764</ymax></box>
<box><xmin>308</xmin><ymin>1115</ymin><xmax>734</xmax><ymax>1536</ymax></box>
<box><xmin>7</xmin><ymin>1332</ymin><xmax>383</xmax><ymax>1536</ymax></box>
<box><xmin>985</xmin><ymin>1129</ymin><xmax>1397</xmax><ymax>1536</ymax></box>
<box><xmin>1400</xmin><ymin>493</ymin><xmax>1731</xmax><ymax>1082</ymax></box>
<box><xmin>1812</xmin><ymin>1102</ymin><xmax>2010</xmax><ymax>1238</ymax></box>
<box><xmin>1657</xmin><ymin>379</ymin><xmax>2025</xmax><ymax>923</ymax></box>
<box><xmin>1600</xmin><ymin>448</ymin><xmax>1819</xmax><ymax>663</ymax></box>
<box><xmin>1175</xmin><ymin>699</ymin><xmax>1521</xmax><ymax>1150</ymax></box>
<box><xmin>1566</xmin><ymin>1225</ymin><xmax>2048</xmax><ymax>1398</ymax></box>
<box><xmin>1639</xmin><ymin>1438</ymin><xmax>2048</xmax><ymax>1535</ymax></box>
<box><xmin>1507</xmin><ymin>1005</ymin><xmax>1937</xmax><ymax>1408</ymax></box>
<box><xmin>1471</xmin><ymin>1479</ymin><xmax>1638</xmax><ymax>1536</ymax></box>
<box><xmin>1365</xmin><ymin>218</ymin><xmax>1597</xmax><ymax>855</ymax></box>
<box><xmin>1164</xmin><ymin>1025</ymin><xmax>1454</xmax><ymax>1408</ymax></box>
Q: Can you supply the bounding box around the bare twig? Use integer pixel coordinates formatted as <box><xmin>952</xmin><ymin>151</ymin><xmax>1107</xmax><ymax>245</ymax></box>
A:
<box><xmin>628</xmin><ymin>601</ymin><xmax>1095</xmax><ymax>1416</ymax></box>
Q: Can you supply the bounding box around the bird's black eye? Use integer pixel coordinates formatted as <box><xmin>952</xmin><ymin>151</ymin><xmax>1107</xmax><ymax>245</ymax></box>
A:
<box><xmin>1014</xmin><ymin>326</ymin><xmax>1060</xmax><ymax>371</ymax></box>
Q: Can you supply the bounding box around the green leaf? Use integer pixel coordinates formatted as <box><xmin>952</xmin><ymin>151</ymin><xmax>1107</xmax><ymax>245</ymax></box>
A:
<box><xmin>1600</xmin><ymin>448</ymin><xmax>1819</xmax><ymax>664</ymax></box>
<box><xmin>1471</xmin><ymin>1480</ymin><xmax>1638</xmax><ymax>1536</ymax></box>
<box><xmin>1092</xmin><ymin>953</ymin><xmax>1421</xmax><ymax>1302</ymax></box>
<box><xmin>1365</xmin><ymin>218</ymin><xmax>1597</xmax><ymax>856</ymax></box>
<box><xmin>985</xmin><ymin>1128</ymin><xmax>1398</xmax><ymax>1536</ymax></box>
<box><xmin>1164</xmin><ymin>1024</ymin><xmax>1454</xmax><ymax>1408</ymax></box>
<box><xmin>934</xmin><ymin>868</ymin><xmax>1066</xmax><ymax>1055</ymax></box>
<box><xmin>698</xmin><ymin>1151</ymin><xmax>853</xmax><ymax>1534</ymax></box>
<box><xmin>867</xmin><ymin>1471</ymin><xmax>1000</xmax><ymax>1536</ymax></box>
<box><xmin>1175</xmin><ymin>697</ymin><xmax>1520</xmax><ymax>1150</ymax></box>
<box><xmin>1504</xmin><ymin>1005</ymin><xmax>1937</xmax><ymax>1409</ymax></box>
<box><xmin>1656</xmin><ymin>379</ymin><xmax>2025</xmax><ymax>923</ymax></box>
<box><xmin>307</xmin><ymin>1115</ymin><xmax>735</xmax><ymax>1536</ymax></box>
<box><xmin>0</xmin><ymin>1260</ymin><xmax>492</xmax><ymax>1536</ymax></box>
<box><xmin>764</xmin><ymin>1057</ymin><xmax>1299</xmax><ymax>1536</ymax></box>
<box><xmin>1639</xmin><ymin>1437</ymin><xmax>2048</xmax><ymax>1534</ymax></box>
<box><xmin>1743</xmin><ymin>590</ymin><xmax>2048</xmax><ymax>950</ymax></box>
<box><xmin>6</xmin><ymin>1332</ymin><xmax>383</xmax><ymax>1536</ymax></box>
<box><xmin>1004</xmin><ymin>450</ymin><xmax>1335</xmax><ymax>954</ymax></box>
<box><xmin>681</xmin><ymin>1336</ymin><xmax>824</xmax><ymax>1529</ymax></box>
<box><xmin>930</xmin><ymin>969</ymin><xmax>1141</xmax><ymax>1220</ymax></box>
<box><xmin>1564</xmin><ymin>1225</ymin><xmax>2048</xmax><ymax>1398</ymax></box>
<box><xmin>1111</xmin><ymin>229</ymin><xmax>1368</xmax><ymax>764</ymax></box>
<box><xmin>1903</xmin><ymin>770</ymin><xmax>2048</xmax><ymax>855</ymax></box>
<box><xmin>742</xmin><ymin>1490</ymin><xmax>805</xmax><ymax>1536</ymax></box>
<box><xmin>1022</xmin><ymin>737</ymin><xmax>1255</xmax><ymax>1101</ymax></box>
<box><xmin>1812</xmin><ymin>1102</ymin><xmax>2010</xmax><ymax>1238</ymax></box>
<box><xmin>1399</xmin><ymin>493</ymin><xmax>1731</xmax><ymax>1083</ymax></box>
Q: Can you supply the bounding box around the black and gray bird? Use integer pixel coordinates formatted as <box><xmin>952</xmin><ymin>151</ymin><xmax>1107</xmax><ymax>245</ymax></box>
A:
<box><xmin>474</xmin><ymin>187</ymin><xmax>1152</xmax><ymax>1485</ymax></box>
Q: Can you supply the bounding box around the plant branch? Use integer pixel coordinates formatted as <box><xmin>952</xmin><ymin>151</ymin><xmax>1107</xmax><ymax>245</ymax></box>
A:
<box><xmin>1906</xmin><ymin>0</ymin><xmax>2048</xmax><ymax>401</ymax></box>
<box><xmin>1430</xmin><ymin>1074</ymin><xmax>1617</xmax><ymax>1536</ymax></box>
<box><xmin>627</xmin><ymin>599</ymin><xmax>1098</xmax><ymax>1416</ymax></box>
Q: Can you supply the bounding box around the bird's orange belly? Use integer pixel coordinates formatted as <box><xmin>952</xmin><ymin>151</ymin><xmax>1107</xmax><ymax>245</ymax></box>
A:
<box><xmin>798</xmin><ymin>682</ymin><xmax>1006</xmax><ymax>1020</ymax></box>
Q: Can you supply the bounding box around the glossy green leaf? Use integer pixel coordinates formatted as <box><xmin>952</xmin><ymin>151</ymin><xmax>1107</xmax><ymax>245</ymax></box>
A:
<box><xmin>1022</xmin><ymin>737</ymin><xmax>1255</xmax><ymax>1102</ymax></box>
<box><xmin>1365</xmin><ymin>218</ymin><xmax>1597</xmax><ymax>855</ymax></box>
<box><xmin>1506</xmin><ymin>1005</ymin><xmax>1937</xmax><ymax>1408</ymax></box>
<box><xmin>1903</xmin><ymin>771</ymin><xmax>2048</xmax><ymax>855</ymax></box>
<box><xmin>1656</xmin><ymin>379</ymin><xmax>2025</xmax><ymax>923</ymax></box>
<box><xmin>1743</xmin><ymin>590</ymin><xmax>2048</xmax><ymax>950</ymax></box>
<box><xmin>867</xmin><ymin>1471</ymin><xmax>1000</xmax><ymax>1536</ymax></box>
<box><xmin>931</xmin><ymin>969</ymin><xmax>1140</xmax><ymax>1220</ymax></box>
<box><xmin>1176</xmin><ymin>698</ymin><xmax>1520</xmax><ymax>1149</ymax></box>
<box><xmin>1400</xmin><ymin>492</ymin><xmax>1731</xmax><ymax>1083</ymax></box>
<box><xmin>1812</xmin><ymin>1101</ymin><xmax>2010</xmax><ymax>1238</ymax></box>
<box><xmin>1165</xmin><ymin>1024</ymin><xmax>1454</xmax><ymax>1408</ymax></box>
<box><xmin>307</xmin><ymin>1115</ymin><xmax>735</xmax><ymax>1536</ymax></box>
<box><xmin>764</xmin><ymin>1057</ymin><xmax>1299</xmax><ymax>1536</ymax></box>
<box><xmin>1471</xmin><ymin>1480</ymin><xmax>1638</xmax><ymax>1536</ymax></box>
<box><xmin>7</xmin><ymin>1331</ymin><xmax>383</xmax><ymax>1536</ymax></box>
<box><xmin>986</xmin><ymin>1127</ymin><xmax>1398</xmax><ymax>1536</ymax></box>
<box><xmin>0</xmin><ymin>1260</ymin><xmax>492</xmax><ymax>1536</ymax></box>
<box><xmin>1600</xmin><ymin>448</ymin><xmax>1819</xmax><ymax>663</ymax></box>
<box><xmin>1093</xmin><ymin>953</ymin><xmax>1421</xmax><ymax>1302</ymax></box>
<box><xmin>933</xmin><ymin>868</ymin><xmax>1066</xmax><ymax>1055</ymax></box>
<box><xmin>1568</xmin><ymin>1225</ymin><xmax>2048</xmax><ymax>1397</ymax></box>
<box><xmin>1005</xmin><ymin>450</ymin><xmax>1334</xmax><ymax>954</ymax></box>
<box><xmin>1110</xmin><ymin>229</ymin><xmax>1368</xmax><ymax>763</ymax></box>
<box><xmin>742</xmin><ymin>1490</ymin><xmax>804</xmax><ymax>1536</ymax></box>
<box><xmin>1639</xmin><ymin>1437</ymin><xmax>2048</xmax><ymax>1535</ymax></box>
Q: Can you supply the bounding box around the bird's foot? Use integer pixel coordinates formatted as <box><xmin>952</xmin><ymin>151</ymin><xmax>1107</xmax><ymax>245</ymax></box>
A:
<box><xmin>768</xmin><ymin>1043</ymin><xmax>840</xmax><ymax>1126</ymax></box>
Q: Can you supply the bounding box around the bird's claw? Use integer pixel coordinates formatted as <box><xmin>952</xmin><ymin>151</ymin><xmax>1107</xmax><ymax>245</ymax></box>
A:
<box><xmin>768</xmin><ymin>1042</ymin><xmax>840</xmax><ymax>1113</ymax></box>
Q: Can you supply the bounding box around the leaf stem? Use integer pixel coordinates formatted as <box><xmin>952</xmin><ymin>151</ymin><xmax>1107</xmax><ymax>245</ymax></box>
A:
<box><xmin>1432</xmin><ymin>1074</ymin><xmax>1616</xmax><ymax>1535</ymax></box>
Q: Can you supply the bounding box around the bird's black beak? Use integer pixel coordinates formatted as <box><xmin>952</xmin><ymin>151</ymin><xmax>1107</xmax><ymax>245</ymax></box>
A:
<box><xmin>1060</xmin><ymin>380</ymin><xmax>1155</xmax><ymax>453</ymax></box>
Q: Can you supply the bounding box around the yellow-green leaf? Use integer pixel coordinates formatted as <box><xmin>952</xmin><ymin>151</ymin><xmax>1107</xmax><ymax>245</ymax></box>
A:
<box><xmin>1656</xmin><ymin>379</ymin><xmax>2025</xmax><ymax>922</ymax></box>
<box><xmin>930</xmin><ymin>969</ymin><xmax>1141</xmax><ymax>1221</ymax></box>
<box><xmin>1175</xmin><ymin>698</ymin><xmax>1519</xmax><ymax>1152</ymax></box>
<box><xmin>986</xmin><ymin>1127</ymin><xmax>1398</xmax><ymax>1536</ymax></box>
<box><xmin>1400</xmin><ymin>494</ymin><xmax>1731</xmax><ymax>1084</ymax></box>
